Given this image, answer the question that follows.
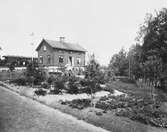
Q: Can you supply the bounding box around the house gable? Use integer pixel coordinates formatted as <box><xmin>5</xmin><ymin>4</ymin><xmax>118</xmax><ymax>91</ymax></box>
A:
<box><xmin>36</xmin><ymin>39</ymin><xmax>53</xmax><ymax>51</ymax></box>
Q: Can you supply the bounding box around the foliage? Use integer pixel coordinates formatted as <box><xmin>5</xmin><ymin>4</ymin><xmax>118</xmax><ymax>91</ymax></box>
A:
<box><xmin>67</xmin><ymin>76</ymin><xmax>79</xmax><ymax>94</ymax></box>
<box><xmin>95</xmin><ymin>95</ymin><xmax>150</xmax><ymax>110</ymax></box>
<box><xmin>116</xmin><ymin>102</ymin><xmax>167</xmax><ymax>128</ymax></box>
<box><xmin>109</xmin><ymin>8</ymin><xmax>167</xmax><ymax>89</ymax></box>
<box><xmin>10</xmin><ymin>77</ymin><xmax>27</xmax><ymax>86</ymax></box>
<box><xmin>84</xmin><ymin>54</ymin><xmax>102</xmax><ymax>95</ymax></box>
<box><xmin>41</xmin><ymin>82</ymin><xmax>49</xmax><ymax>89</ymax></box>
<box><xmin>25</xmin><ymin>62</ymin><xmax>46</xmax><ymax>85</ymax></box>
<box><xmin>127</xmin><ymin>44</ymin><xmax>143</xmax><ymax>79</ymax></box>
<box><xmin>61</xmin><ymin>99</ymin><xmax>91</xmax><ymax>110</ymax></box>
<box><xmin>49</xmin><ymin>75</ymin><xmax>66</xmax><ymax>94</ymax></box>
<box><xmin>94</xmin><ymin>92</ymin><xmax>167</xmax><ymax>128</ymax></box>
<box><xmin>47</xmin><ymin>75</ymin><xmax>55</xmax><ymax>85</ymax></box>
<box><xmin>8</xmin><ymin>62</ymin><xmax>15</xmax><ymax>72</ymax></box>
<box><xmin>109</xmin><ymin>48</ymin><xmax>129</xmax><ymax>76</ymax></box>
<box><xmin>34</xmin><ymin>88</ymin><xmax>47</xmax><ymax>96</ymax></box>
<box><xmin>134</xmin><ymin>8</ymin><xmax>167</xmax><ymax>88</ymax></box>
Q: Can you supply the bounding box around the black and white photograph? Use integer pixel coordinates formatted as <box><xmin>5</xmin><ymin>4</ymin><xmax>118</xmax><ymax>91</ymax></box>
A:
<box><xmin>0</xmin><ymin>0</ymin><xmax>167</xmax><ymax>132</ymax></box>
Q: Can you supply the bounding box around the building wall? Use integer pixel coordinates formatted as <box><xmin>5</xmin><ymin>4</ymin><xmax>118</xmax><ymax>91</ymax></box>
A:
<box><xmin>37</xmin><ymin>41</ymin><xmax>54</xmax><ymax>67</ymax></box>
<box><xmin>53</xmin><ymin>49</ymin><xmax>85</xmax><ymax>67</ymax></box>
<box><xmin>37</xmin><ymin>41</ymin><xmax>85</xmax><ymax>67</ymax></box>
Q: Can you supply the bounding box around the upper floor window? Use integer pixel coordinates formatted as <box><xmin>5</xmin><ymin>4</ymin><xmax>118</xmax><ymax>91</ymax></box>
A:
<box><xmin>77</xmin><ymin>58</ymin><xmax>81</xmax><ymax>65</ymax></box>
<box><xmin>43</xmin><ymin>45</ymin><xmax>47</xmax><ymax>51</ymax></box>
<box><xmin>59</xmin><ymin>56</ymin><xmax>64</xmax><ymax>63</ymax></box>
<box><xmin>47</xmin><ymin>55</ymin><xmax>51</xmax><ymax>64</ymax></box>
<box><xmin>39</xmin><ymin>56</ymin><xmax>43</xmax><ymax>64</ymax></box>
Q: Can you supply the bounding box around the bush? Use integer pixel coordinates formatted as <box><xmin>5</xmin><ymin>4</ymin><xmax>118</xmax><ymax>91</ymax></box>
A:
<box><xmin>120</xmin><ymin>77</ymin><xmax>136</xmax><ymax>84</ymax></box>
<box><xmin>33</xmin><ymin>70</ymin><xmax>46</xmax><ymax>85</ymax></box>
<box><xmin>34</xmin><ymin>89</ymin><xmax>46</xmax><ymax>96</ymax></box>
<box><xmin>116</xmin><ymin>104</ymin><xmax>167</xmax><ymax>128</ymax></box>
<box><xmin>10</xmin><ymin>78</ymin><xmax>27</xmax><ymax>86</ymax></box>
<box><xmin>67</xmin><ymin>76</ymin><xmax>79</xmax><ymax>94</ymax></box>
<box><xmin>49</xmin><ymin>76</ymin><xmax>66</xmax><ymax>94</ymax></box>
<box><xmin>54</xmin><ymin>79</ymin><xmax>65</xmax><ymax>90</ymax></box>
<box><xmin>41</xmin><ymin>82</ymin><xmax>49</xmax><ymax>89</ymax></box>
<box><xmin>47</xmin><ymin>75</ymin><xmax>55</xmax><ymax>84</ymax></box>
<box><xmin>25</xmin><ymin>62</ymin><xmax>46</xmax><ymax>85</ymax></box>
<box><xmin>61</xmin><ymin>99</ymin><xmax>91</xmax><ymax>109</ymax></box>
<box><xmin>79</xmin><ymin>79</ymin><xmax>102</xmax><ymax>94</ymax></box>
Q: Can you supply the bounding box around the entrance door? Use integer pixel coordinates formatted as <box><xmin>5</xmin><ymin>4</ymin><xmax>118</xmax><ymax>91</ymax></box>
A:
<box><xmin>68</xmin><ymin>56</ymin><xmax>74</xmax><ymax>66</ymax></box>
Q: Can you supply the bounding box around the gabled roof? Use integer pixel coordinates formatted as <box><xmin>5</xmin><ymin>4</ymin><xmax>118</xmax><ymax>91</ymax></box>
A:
<box><xmin>36</xmin><ymin>39</ymin><xmax>87</xmax><ymax>52</ymax></box>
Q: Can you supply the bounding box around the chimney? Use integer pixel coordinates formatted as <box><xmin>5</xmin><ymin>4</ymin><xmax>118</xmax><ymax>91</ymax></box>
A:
<box><xmin>59</xmin><ymin>37</ymin><xmax>65</xmax><ymax>42</ymax></box>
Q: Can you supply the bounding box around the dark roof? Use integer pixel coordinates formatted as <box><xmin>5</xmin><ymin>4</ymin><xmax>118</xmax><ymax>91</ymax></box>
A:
<box><xmin>36</xmin><ymin>39</ymin><xmax>86</xmax><ymax>52</ymax></box>
<box><xmin>3</xmin><ymin>55</ymin><xmax>37</xmax><ymax>59</ymax></box>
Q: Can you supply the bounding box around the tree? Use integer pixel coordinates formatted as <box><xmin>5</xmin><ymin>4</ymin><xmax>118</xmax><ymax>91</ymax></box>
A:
<box><xmin>8</xmin><ymin>62</ymin><xmax>15</xmax><ymax>80</ymax></box>
<box><xmin>127</xmin><ymin>44</ymin><xmax>143</xmax><ymax>79</ymax></box>
<box><xmin>109</xmin><ymin>48</ymin><xmax>129</xmax><ymax>76</ymax></box>
<box><xmin>84</xmin><ymin>54</ymin><xmax>102</xmax><ymax>107</ymax></box>
<box><xmin>136</xmin><ymin>8</ymin><xmax>167</xmax><ymax>89</ymax></box>
<box><xmin>25</xmin><ymin>62</ymin><xmax>46</xmax><ymax>86</ymax></box>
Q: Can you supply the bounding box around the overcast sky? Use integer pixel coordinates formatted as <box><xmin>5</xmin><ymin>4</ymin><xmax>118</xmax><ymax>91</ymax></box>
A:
<box><xmin>0</xmin><ymin>0</ymin><xmax>167</xmax><ymax>65</ymax></box>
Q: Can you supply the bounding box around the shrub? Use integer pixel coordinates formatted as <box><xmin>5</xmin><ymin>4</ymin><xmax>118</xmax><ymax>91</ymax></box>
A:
<box><xmin>54</xmin><ymin>79</ymin><xmax>65</xmax><ymax>90</ymax></box>
<box><xmin>49</xmin><ymin>75</ymin><xmax>66</xmax><ymax>94</ymax></box>
<box><xmin>34</xmin><ymin>88</ymin><xmax>46</xmax><ymax>96</ymax></box>
<box><xmin>47</xmin><ymin>75</ymin><xmax>55</xmax><ymax>85</ymax></box>
<box><xmin>120</xmin><ymin>77</ymin><xmax>136</xmax><ymax>84</ymax></box>
<box><xmin>61</xmin><ymin>99</ymin><xmax>91</xmax><ymax>109</ymax></box>
<box><xmin>33</xmin><ymin>70</ymin><xmax>46</xmax><ymax>85</ymax></box>
<box><xmin>41</xmin><ymin>82</ymin><xmax>49</xmax><ymax>89</ymax></box>
<box><xmin>25</xmin><ymin>62</ymin><xmax>46</xmax><ymax>86</ymax></box>
<box><xmin>67</xmin><ymin>76</ymin><xmax>79</xmax><ymax>94</ymax></box>
<box><xmin>10</xmin><ymin>77</ymin><xmax>27</xmax><ymax>86</ymax></box>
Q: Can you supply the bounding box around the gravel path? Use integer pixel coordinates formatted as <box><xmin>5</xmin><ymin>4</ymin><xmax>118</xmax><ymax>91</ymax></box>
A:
<box><xmin>0</xmin><ymin>86</ymin><xmax>110</xmax><ymax>132</ymax></box>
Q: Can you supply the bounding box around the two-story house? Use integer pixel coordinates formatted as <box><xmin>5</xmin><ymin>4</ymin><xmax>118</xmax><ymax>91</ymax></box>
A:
<box><xmin>36</xmin><ymin>37</ymin><xmax>86</xmax><ymax>71</ymax></box>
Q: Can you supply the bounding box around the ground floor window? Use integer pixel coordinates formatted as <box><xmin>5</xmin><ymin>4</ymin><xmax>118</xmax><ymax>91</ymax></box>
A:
<box><xmin>59</xmin><ymin>56</ymin><xmax>64</xmax><ymax>63</ymax></box>
<box><xmin>47</xmin><ymin>55</ymin><xmax>51</xmax><ymax>64</ymax></box>
<box><xmin>77</xmin><ymin>57</ymin><xmax>81</xmax><ymax>65</ymax></box>
<box><xmin>39</xmin><ymin>56</ymin><xmax>43</xmax><ymax>64</ymax></box>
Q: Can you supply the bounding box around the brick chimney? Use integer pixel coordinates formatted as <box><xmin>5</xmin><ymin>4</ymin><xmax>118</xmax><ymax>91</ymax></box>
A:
<box><xmin>59</xmin><ymin>37</ymin><xmax>65</xmax><ymax>42</ymax></box>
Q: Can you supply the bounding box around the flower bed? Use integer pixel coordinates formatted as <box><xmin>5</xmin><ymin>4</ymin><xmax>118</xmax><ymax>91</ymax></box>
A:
<box><xmin>116</xmin><ymin>103</ymin><xmax>167</xmax><ymax>128</ymax></box>
<box><xmin>95</xmin><ymin>94</ymin><xmax>167</xmax><ymax>128</ymax></box>
<box><xmin>61</xmin><ymin>99</ymin><xmax>91</xmax><ymax>110</ymax></box>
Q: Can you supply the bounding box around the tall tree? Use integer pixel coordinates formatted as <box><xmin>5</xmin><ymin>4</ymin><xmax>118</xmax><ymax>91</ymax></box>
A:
<box><xmin>127</xmin><ymin>44</ymin><xmax>143</xmax><ymax>79</ymax></box>
<box><xmin>84</xmin><ymin>54</ymin><xmax>101</xmax><ymax>107</ymax></box>
<box><xmin>109</xmin><ymin>48</ymin><xmax>128</xmax><ymax>76</ymax></box>
<box><xmin>136</xmin><ymin>8</ymin><xmax>167</xmax><ymax>88</ymax></box>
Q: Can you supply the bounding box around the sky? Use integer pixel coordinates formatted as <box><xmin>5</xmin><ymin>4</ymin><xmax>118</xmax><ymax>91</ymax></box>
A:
<box><xmin>0</xmin><ymin>0</ymin><xmax>167</xmax><ymax>65</ymax></box>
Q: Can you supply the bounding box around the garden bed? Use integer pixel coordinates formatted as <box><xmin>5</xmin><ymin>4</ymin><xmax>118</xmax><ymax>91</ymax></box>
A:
<box><xmin>0</xmin><ymin>81</ymin><xmax>167</xmax><ymax>132</ymax></box>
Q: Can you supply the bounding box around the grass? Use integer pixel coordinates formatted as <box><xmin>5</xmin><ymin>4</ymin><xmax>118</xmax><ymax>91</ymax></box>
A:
<box><xmin>107</xmin><ymin>80</ymin><xmax>153</xmax><ymax>99</ymax></box>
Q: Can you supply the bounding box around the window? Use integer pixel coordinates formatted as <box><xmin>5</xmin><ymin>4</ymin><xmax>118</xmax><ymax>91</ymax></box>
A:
<box><xmin>43</xmin><ymin>45</ymin><xmax>47</xmax><ymax>51</ymax></box>
<box><xmin>59</xmin><ymin>56</ymin><xmax>64</xmax><ymax>63</ymax></box>
<box><xmin>77</xmin><ymin>58</ymin><xmax>81</xmax><ymax>65</ymax></box>
<box><xmin>47</xmin><ymin>55</ymin><xmax>51</xmax><ymax>64</ymax></box>
<box><xmin>39</xmin><ymin>56</ymin><xmax>43</xmax><ymax>64</ymax></box>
